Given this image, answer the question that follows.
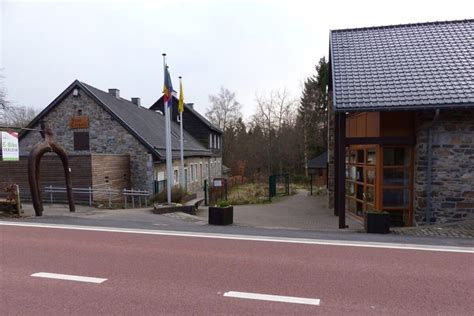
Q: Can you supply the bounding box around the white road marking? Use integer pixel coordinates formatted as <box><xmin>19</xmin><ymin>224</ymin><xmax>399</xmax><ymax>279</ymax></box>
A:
<box><xmin>1</xmin><ymin>221</ymin><xmax>473</xmax><ymax>253</ymax></box>
<box><xmin>31</xmin><ymin>272</ymin><xmax>107</xmax><ymax>284</ymax></box>
<box><xmin>224</xmin><ymin>291</ymin><xmax>320</xmax><ymax>306</ymax></box>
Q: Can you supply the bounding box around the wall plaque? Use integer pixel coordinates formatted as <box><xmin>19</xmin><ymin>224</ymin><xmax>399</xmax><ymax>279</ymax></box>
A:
<box><xmin>69</xmin><ymin>116</ymin><xmax>89</xmax><ymax>129</ymax></box>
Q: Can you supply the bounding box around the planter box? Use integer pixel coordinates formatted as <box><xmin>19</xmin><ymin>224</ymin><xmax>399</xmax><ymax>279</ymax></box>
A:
<box><xmin>365</xmin><ymin>212</ymin><xmax>390</xmax><ymax>234</ymax></box>
<box><xmin>209</xmin><ymin>206</ymin><xmax>233</xmax><ymax>225</ymax></box>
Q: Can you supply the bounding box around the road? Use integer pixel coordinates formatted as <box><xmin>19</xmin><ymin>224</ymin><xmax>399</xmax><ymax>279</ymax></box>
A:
<box><xmin>1</xmin><ymin>223</ymin><xmax>473</xmax><ymax>315</ymax></box>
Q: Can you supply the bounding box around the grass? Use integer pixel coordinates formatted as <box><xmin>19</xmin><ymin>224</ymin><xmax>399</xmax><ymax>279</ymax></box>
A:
<box><xmin>227</xmin><ymin>182</ymin><xmax>271</xmax><ymax>205</ymax></box>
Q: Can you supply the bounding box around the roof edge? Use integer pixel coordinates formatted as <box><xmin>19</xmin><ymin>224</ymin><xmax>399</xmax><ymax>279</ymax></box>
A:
<box><xmin>334</xmin><ymin>102</ymin><xmax>474</xmax><ymax>112</ymax></box>
<box><xmin>330</xmin><ymin>18</ymin><xmax>473</xmax><ymax>33</ymax></box>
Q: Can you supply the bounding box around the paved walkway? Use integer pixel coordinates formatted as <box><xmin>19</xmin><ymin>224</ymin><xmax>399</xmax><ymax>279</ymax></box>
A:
<box><xmin>391</xmin><ymin>220</ymin><xmax>474</xmax><ymax>238</ymax></box>
<box><xmin>195</xmin><ymin>190</ymin><xmax>363</xmax><ymax>231</ymax></box>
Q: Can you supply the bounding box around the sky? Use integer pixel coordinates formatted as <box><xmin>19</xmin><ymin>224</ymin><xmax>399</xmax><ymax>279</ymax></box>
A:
<box><xmin>1</xmin><ymin>0</ymin><xmax>472</xmax><ymax>120</ymax></box>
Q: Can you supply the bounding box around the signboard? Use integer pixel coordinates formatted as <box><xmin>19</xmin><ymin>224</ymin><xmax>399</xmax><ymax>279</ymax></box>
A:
<box><xmin>213</xmin><ymin>179</ymin><xmax>222</xmax><ymax>187</ymax></box>
<box><xmin>1</xmin><ymin>131</ymin><xmax>19</xmax><ymax>161</ymax></box>
<box><xmin>69</xmin><ymin>116</ymin><xmax>89</xmax><ymax>129</ymax></box>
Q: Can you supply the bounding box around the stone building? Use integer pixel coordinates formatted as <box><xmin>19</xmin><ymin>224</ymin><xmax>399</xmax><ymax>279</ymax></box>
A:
<box><xmin>328</xmin><ymin>19</ymin><xmax>473</xmax><ymax>227</ymax></box>
<box><xmin>19</xmin><ymin>80</ymin><xmax>222</xmax><ymax>196</ymax></box>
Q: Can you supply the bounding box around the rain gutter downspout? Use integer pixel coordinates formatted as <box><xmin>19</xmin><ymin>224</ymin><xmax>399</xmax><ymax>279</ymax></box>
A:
<box><xmin>426</xmin><ymin>109</ymin><xmax>440</xmax><ymax>224</ymax></box>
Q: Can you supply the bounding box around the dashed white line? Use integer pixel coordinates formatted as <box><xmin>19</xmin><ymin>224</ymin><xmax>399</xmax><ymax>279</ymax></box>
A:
<box><xmin>224</xmin><ymin>291</ymin><xmax>320</xmax><ymax>306</ymax></box>
<box><xmin>31</xmin><ymin>272</ymin><xmax>107</xmax><ymax>284</ymax></box>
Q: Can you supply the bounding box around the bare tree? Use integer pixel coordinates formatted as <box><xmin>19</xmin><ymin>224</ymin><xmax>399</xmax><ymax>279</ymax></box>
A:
<box><xmin>206</xmin><ymin>87</ymin><xmax>242</xmax><ymax>131</ymax></box>
<box><xmin>0</xmin><ymin>71</ymin><xmax>37</xmax><ymax>127</ymax></box>
<box><xmin>253</xmin><ymin>89</ymin><xmax>297</xmax><ymax>174</ymax></box>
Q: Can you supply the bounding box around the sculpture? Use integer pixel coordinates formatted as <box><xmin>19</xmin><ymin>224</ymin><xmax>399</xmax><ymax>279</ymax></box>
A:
<box><xmin>28</xmin><ymin>120</ymin><xmax>75</xmax><ymax>216</ymax></box>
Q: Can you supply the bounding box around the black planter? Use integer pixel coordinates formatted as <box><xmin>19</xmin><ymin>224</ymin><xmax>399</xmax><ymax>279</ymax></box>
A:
<box><xmin>365</xmin><ymin>212</ymin><xmax>390</xmax><ymax>234</ymax></box>
<box><xmin>209</xmin><ymin>206</ymin><xmax>233</xmax><ymax>225</ymax></box>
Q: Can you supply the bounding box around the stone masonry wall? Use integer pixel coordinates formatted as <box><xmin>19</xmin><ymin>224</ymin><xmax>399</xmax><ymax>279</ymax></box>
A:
<box><xmin>20</xmin><ymin>91</ymin><xmax>154</xmax><ymax>192</ymax></box>
<box><xmin>327</xmin><ymin>96</ymin><xmax>335</xmax><ymax>210</ymax></box>
<box><xmin>153</xmin><ymin>157</ymin><xmax>221</xmax><ymax>194</ymax></box>
<box><xmin>414</xmin><ymin>109</ymin><xmax>474</xmax><ymax>224</ymax></box>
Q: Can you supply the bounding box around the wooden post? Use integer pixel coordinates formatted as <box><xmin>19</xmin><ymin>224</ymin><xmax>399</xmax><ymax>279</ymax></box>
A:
<box><xmin>334</xmin><ymin>112</ymin><xmax>347</xmax><ymax>229</ymax></box>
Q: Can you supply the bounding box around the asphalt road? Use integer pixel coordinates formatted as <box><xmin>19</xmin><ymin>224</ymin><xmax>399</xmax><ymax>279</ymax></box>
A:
<box><xmin>1</xmin><ymin>224</ymin><xmax>473</xmax><ymax>315</ymax></box>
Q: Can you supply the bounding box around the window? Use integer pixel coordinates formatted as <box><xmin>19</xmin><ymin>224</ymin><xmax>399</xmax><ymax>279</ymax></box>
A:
<box><xmin>74</xmin><ymin>132</ymin><xmax>90</xmax><ymax>151</ymax></box>
<box><xmin>209</xmin><ymin>134</ymin><xmax>212</xmax><ymax>148</ymax></box>
<box><xmin>217</xmin><ymin>136</ymin><xmax>220</xmax><ymax>149</ymax></box>
<box><xmin>191</xmin><ymin>165</ymin><xmax>194</xmax><ymax>182</ymax></box>
<box><xmin>174</xmin><ymin>169</ymin><xmax>178</xmax><ymax>184</ymax></box>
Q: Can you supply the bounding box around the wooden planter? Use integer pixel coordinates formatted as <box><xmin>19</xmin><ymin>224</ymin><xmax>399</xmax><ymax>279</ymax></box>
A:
<box><xmin>365</xmin><ymin>212</ymin><xmax>390</xmax><ymax>234</ymax></box>
<box><xmin>209</xmin><ymin>206</ymin><xmax>233</xmax><ymax>225</ymax></box>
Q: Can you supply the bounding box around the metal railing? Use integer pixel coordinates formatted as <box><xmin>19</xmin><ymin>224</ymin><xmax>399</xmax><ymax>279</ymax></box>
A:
<box><xmin>44</xmin><ymin>185</ymin><xmax>150</xmax><ymax>208</ymax></box>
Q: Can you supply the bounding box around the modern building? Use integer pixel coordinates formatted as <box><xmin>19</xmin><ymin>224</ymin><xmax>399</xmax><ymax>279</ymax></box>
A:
<box><xmin>328</xmin><ymin>19</ymin><xmax>473</xmax><ymax>227</ymax></box>
<box><xmin>18</xmin><ymin>80</ymin><xmax>222</xmax><ymax>196</ymax></box>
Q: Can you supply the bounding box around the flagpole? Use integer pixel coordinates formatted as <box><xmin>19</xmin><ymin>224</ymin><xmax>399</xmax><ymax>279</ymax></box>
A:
<box><xmin>163</xmin><ymin>53</ymin><xmax>173</xmax><ymax>205</ymax></box>
<box><xmin>179</xmin><ymin>76</ymin><xmax>185</xmax><ymax>191</ymax></box>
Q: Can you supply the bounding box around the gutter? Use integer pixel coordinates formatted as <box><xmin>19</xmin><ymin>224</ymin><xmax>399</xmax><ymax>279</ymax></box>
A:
<box><xmin>425</xmin><ymin>109</ymin><xmax>440</xmax><ymax>224</ymax></box>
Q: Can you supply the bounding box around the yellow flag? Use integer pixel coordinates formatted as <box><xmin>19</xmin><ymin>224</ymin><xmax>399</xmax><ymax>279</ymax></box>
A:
<box><xmin>178</xmin><ymin>77</ymin><xmax>184</xmax><ymax>113</ymax></box>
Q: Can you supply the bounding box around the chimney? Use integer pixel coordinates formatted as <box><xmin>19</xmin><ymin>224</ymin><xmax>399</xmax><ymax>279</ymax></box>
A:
<box><xmin>186</xmin><ymin>102</ymin><xmax>194</xmax><ymax>109</ymax></box>
<box><xmin>131</xmin><ymin>97</ymin><xmax>141</xmax><ymax>106</ymax></box>
<box><xmin>108</xmin><ymin>88</ymin><xmax>120</xmax><ymax>98</ymax></box>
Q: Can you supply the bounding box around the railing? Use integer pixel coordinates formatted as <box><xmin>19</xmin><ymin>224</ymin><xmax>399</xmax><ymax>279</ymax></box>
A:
<box><xmin>44</xmin><ymin>186</ymin><xmax>150</xmax><ymax>208</ymax></box>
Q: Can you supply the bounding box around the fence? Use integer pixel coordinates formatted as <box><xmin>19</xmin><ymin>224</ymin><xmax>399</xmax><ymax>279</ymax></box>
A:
<box><xmin>44</xmin><ymin>186</ymin><xmax>150</xmax><ymax>208</ymax></box>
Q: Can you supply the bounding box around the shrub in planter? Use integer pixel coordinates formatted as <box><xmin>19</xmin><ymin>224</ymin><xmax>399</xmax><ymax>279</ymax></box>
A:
<box><xmin>209</xmin><ymin>200</ymin><xmax>233</xmax><ymax>225</ymax></box>
<box><xmin>364</xmin><ymin>211</ymin><xmax>390</xmax><ymax>234</ymax></box>
<box><xmin>149</xmin><ymin>186</ymin><xmax>187</xmax><ymax>204</ymax></box>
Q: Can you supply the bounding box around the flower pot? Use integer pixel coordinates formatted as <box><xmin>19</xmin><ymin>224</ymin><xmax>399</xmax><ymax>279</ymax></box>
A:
<box><xmin>364</xmin><ymin>212</ymin><xmax>390</xmax><ymax>234</ymax></box>
<box><xmin>209</xmin><ymin>206</ymin><xmax>233</xmax><ymax>225</ymax></box>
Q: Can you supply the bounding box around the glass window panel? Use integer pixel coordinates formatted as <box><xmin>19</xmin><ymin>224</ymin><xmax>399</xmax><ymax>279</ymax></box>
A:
<box><xmin>383</xmin><ymin>148</ymin><xmax>410</xmax><ymax>166</ymax></box>
<box><xmin>366</xmin><ymin>169</ymin><xmax>375</xmax><ymax>185</ymax></box>
<box><xmin>348</xmin><ymin>199</ymin><xmax>356</xmax><ymax>212</ymax></box>
<box><xmin>365</xmin><ymin>186</ymin><xmax>375</xmax><ymax>203</ymax></box>
<box><xmin>345</xmin><ymin>165</ymin><xmax>349</xmax><ymax>178</ymax></box>
<box><xmin>345</xmin><ymin>181</ymin><xmax>355</xmax><ymax>197</ymax></box>
<box><xmin>356</xmin><ymin>184</ymin><xmax>364</xmax><ymax>200</ymax></box>
<box><xmin>357</xmin><ymin>150</ymin><xmax>365</xmax><ymax>163</ymax></box>
<box><xmin>356</xmin><ymin>201</ymin><xmax>364</xmax><ymax>216</ymax></box>
<box><xmin>366</xmin><ymin>149</ymin><xmax>376</xmax><ymax>164</ymax></box>
<box><xmin>349</xmin><ymin>166</ymin><xmax>356</xmax><ymax>180</ymax></box>
<box><xmin>383</xmin><ymin>189</ymin><xmax>410</xmax><ymax>207</ymax></box>
<box><xmin>350</xmin><ymin>150</ymin><xmax>357</xmax><ymax>163</ymax></box>
<box><xmin>356</xmin><ymin>167</ymin><xmax>364</xmax><ymax>182</ymax></box>
<box><xmin>383</xmin><ymin>168</ymin><xmax>410</xmax><ymax>186</ymax></box>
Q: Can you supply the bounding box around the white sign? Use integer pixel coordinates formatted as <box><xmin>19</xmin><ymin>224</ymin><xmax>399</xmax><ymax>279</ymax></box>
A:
<box><xmin>1</xmin><ymin>131</ymin><xmax>19</xmax><ymax>161</ymax></box>
<box><xmin>213</xmin><ymin>179</ymin><xmax>222</xmax><ymax>187</ymax></box>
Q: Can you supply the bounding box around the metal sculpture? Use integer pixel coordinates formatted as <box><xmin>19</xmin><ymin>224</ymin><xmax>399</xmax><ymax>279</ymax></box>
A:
<box><xmin>28</xmin><ymin>120</ymin><xmax>75</xmax><ymax>216</ymax></box>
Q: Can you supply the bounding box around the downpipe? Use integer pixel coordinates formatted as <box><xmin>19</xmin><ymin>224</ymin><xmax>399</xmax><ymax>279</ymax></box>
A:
<box><xmin>425</xmin><ymin>109</ymin><xmax>440</xmax><ymax>224</ymax></box>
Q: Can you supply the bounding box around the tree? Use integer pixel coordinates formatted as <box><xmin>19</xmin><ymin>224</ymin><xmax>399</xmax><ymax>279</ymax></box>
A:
<box><xmin>298</xmin><ymin>57</ymin><xmax>329</xmax><ymax>174</ymax></box>
<box><xmin>0</xmin><ymin>71</ymin><xmax>37</xmax><ymax>127</ymax></box>
<box><xmin>252</xmin><ymin>89</ymin><xmax>298</xmax><ymax>174</ymax></box>
<box><xmin>206</xmin><ymin>87</ymin><xmax>242</xmax><ymax>131</ymax></box>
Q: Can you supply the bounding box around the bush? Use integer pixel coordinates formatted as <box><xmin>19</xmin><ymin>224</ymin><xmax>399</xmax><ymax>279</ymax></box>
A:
<box><xmin>214</xmin><ymin>200</ymin><xmax>231</xmax><ymax>208</ymax></box>
<box><xmin>292</xmin><ymin>174</ymin><xmax>310</xmax><ymax>184</ymax></box>
<box><xmin>150</xmin><ymin>186</ymin><xmax>187</xmax><ymax>204</ymax></box>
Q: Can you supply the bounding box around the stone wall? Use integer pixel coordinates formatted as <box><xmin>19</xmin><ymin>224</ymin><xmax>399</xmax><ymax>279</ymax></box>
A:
<box><xmin>414</xmin><ymin>109</ymin><xmax>474</xmax><ymax>224</ymax></box>
<box><xmin>20</xmin><ymin>91</ymin><xmax>153</xmax><ymax>192</ymax></box>
<box><xmin>327</xmin><ymin>96</ymin><xmax>335</xmax><ymax>210</ymax></box>
<box><xmin>153</xmin><ymin>156</ymin><xmax>221</xmax><ymax>194</ymax></box>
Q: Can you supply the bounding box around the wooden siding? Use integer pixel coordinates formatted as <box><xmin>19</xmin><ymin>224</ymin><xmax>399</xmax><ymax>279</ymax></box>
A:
<box><xmin>346</xmin><ymin>111</ymin><xmax>414</xmax><ymax>138</ymax></box>
<box><xmin>0</xmin><ymin>154</ymin><xmax>130</xmax><ymax>203</ymax></box>
<box><xmin>91</xmin><ymin>154</ymin><xmax>130</xmax><ymax>190</ymax></box>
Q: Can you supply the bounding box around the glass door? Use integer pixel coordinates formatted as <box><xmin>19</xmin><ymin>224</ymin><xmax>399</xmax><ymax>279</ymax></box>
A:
<box><xmin>381</xmin><ymin>147</ymin><xmax>413</xmax><ymax>226</ymax></box>
<box><xmin>346</xmin><ymin>146</ymin><xmax>377</xmax><ymax>217</ymax></box>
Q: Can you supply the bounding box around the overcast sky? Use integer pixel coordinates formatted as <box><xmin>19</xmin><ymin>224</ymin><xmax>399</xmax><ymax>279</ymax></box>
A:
<box><xmin>1</xmin><ymin>0</ymin><xmax>472</xmax><ymax>119</ymax></box>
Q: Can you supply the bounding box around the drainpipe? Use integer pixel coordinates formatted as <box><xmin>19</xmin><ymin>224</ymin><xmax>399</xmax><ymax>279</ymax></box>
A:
<box><xmin>425</xmin><ymin>109</ymin><xmax>440</xmax><ymax>224</ymax></box>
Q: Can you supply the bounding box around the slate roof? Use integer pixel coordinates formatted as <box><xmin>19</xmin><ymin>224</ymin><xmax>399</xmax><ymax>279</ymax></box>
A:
<box><xmin>21</xmin><ymin>80</ymin><xmax>211</xmax><ymax>159</ymax></box>
<box><xmin>330</xmin><ymin>19</ymin><xmax>474</xmax><ymax>111</ymax></box>
<box><xmin>149</xmin><ymin>95</ymin><xmax>223</xmax><ymax>134</ymax></box>
<box><xmin>308</xmin><ymin>151</ymin><xmax>327</xmax><ymax>169</ymax></box>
